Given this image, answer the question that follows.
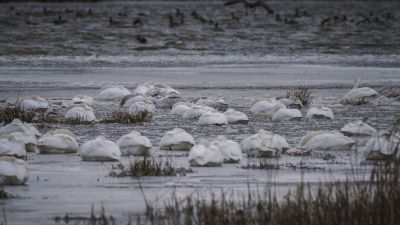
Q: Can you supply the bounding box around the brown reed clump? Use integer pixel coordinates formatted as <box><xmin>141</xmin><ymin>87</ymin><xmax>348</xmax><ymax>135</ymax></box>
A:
<box><xmin>102</xmin><ymin>110</ymin><xmax>152</xmax><ymax>124</ymax></box>
<box><xmin>241</xmin><ymin>159</ymin><xmax>280</xmax><ymax>170</ymax></box>
<box><xmin>109</xmin><ymin>156</ymin><xmax>192</xmax><ymax>177</ymax></box>
<box><xmin>0</xmin><ymin>104</ymin><xmax>36</xmax><ymax>123</ymax></box>
<box><xmin>287</xmin><ymin>85</ymin><xmax>313</xmax><ymax>106</ymax></box>
<box><xmin>341</xmin><ymin>97</ymin><xmax>370</xmax><ymax>105</ymax></box>
<box><xmin>54</xmin><ymin>205</ymin><xmax>114</xmax><ymax>225</ymax></box>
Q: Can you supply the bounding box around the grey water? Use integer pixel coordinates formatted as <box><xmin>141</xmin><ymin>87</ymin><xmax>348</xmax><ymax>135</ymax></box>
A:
<box><xmin>0</xmin><ymin>1</ymin><xmax>400</xmax><ymax>225</ymax></box>
<box><xmin>0</xmin><ymin>1</ymin><xmax>399</xmax><ymax>68</ymax></box>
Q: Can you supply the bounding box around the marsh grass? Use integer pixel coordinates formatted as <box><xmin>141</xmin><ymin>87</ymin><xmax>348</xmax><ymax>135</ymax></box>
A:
<box><xmin>0</xmin><ymin>103</ymin><xmax>93</xmax><ymax>125</ymax></box>
<box><xmin>102</xmin><ymin>110</ymin><xmax>152</xmax><ymax>124</ymax></box>
<box><xmin>145</xmin><ymin>157</ymin><xmax>400</xmax><ymax>225</ymax></box>
<box><xmin>286</xmin><ymin>85</ymin><xmax>313</xmax><ymax>106</ymax></box>
<box><xmin>64</xmin><ymin>117</ymin><xmax>96</xmax><ymax>125</ymax></box>
<box><xmin>109</xmin><ymin>156</ymin><xmax>192</xmax><ymax>177</ymax></box>
<box><xmin>341</xmin><ymin>98</ymin><xmax>370</xmax><ymax>105</ymax></box>
<box><xmin>54</xmin><ymin>205</ymin><xmax>115</xmax><ymax>225</ymax></box>
<box><xmin>0</xmin><ymin>104</ymin><xmax>36</xmax><ymax>123</ymax></box>
<box><xmin>241</xmin><ymin>159</ymin><xmax>280</xmax><ymax>170</ymax></box>
<box><xmin>0</xmin><ymin>187</ymin><xmax>8</xmax><ymax>199</ymax></box>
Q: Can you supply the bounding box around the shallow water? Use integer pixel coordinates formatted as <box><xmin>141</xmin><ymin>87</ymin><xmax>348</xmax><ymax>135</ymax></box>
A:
<box><xmin>0</xmin><ymin>1</ymin><xmax>400</xmax><ymax>67</ymax></box>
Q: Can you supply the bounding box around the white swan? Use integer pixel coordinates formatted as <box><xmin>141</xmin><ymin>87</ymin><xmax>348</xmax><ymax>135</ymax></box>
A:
<box><xmin>134</xmin><ymin>83</ymin><xmax>179</xmax><ymax>97</ymax></box>
<box><xmin>156</xmin><ymin>93</ymin><xmax>181</xmax><ymax>108</ymax></box>
<box><xmin>65</xmin><ymin>105</ymin><xmax>96</xmax><ymax>122</ymax></box>
<box><xmin>250</xmin><ymin>99</ymin><xmax>284</xmax><ymax>115</ymax></box>
<box><xmin>341</xmin><ymin>87</ymin><xmax>378</xmax><ymax>104</ymax></box>
<box><xmin>159</xmin><ymin>128</ymin><xmax>195</xmax><ymax>151</ymax></box>
<box><xmin>278</xmin><ymin>97</ymin><xmax>303</xmax><ymax>109</ymax></box>
<box><xmin>299</xmin><ymin>131</ymin><xmax>355</xmax><ymax>150</ymax></box>
<box><xmin>194</xmin><ymin>97</ymin><xmax>228</xmax><ymax>111</ymax></box>
<box><xmin>133</xmin><ymin>84</ymin><xmax>152</xmax><ymax>96</ymax></box>
<box><xmin>340</xmin><ymin>120</ymin><xmax>377</xmax><ymax>136</ymax></box>
<box><xmin>188</xmin><ymin>140</ymin><xmax>224</xmax><ymax>167</ymax></box>
<box><xmin>72</xmin><ymin>95</ymin><xmax>94</xmax><ymax>106</ymax></box>
<box><xmin>306</xmin><ymin>106</ymin><xmax>334</xmax><ymax>119</ymax></box>
<box><xmin>80</xmin><ymin>136</ymin><xmax>121</xmax><ymax>161</ymax></box>
<box><xmin>20</xmin><ymin>96</ymin><xmax>49</xmax><ymax>111</ymax></box>
<box><xmin>240</xmin><ymin>130</ymin><xmax>289</xmax><ymax>157</ymax></box>
<box><xmin>272</xmin><ymin>108</ymin><xmax>302</xmax><ymax>121</ymax></box>
<box><xmin>212</xmin><ymin>136</ymin><xmax>242</xmax><ymax>163</ymax></box>
<box><xmin>266</xmin><ymin>104</ymin><xmax>302</xmax><ymax>121</ymax></box>
<box><xmin>44</xmin><ymin>129</ymin><xmax>75</xmax><ymax>138</ymax></box>
<box><xmin>224</xmin><ymin>108</ymin><xmax>249</xmax><ymax>124</ymax></box>
<box><xmin>171</xmin><ymin>104</ymin><xmax>192</xmax><ymax>116</ymax></box>
<box><xmin>98</xmin><ymin>85</ymin><xmax>131</xmax><ymax>101</ymax></box>
<box><xmin>0</xmin><ymin>119</ymin><xmax>40</xmax><ymax>152</ymax></box>
<box><xmin>127</xmin><ymin>101</ymin><xmax>155</xmax><ymax>116</ymax></box>
<box><xmin>183</xmin><ymin>105</ymin><xmax>215</xmax><ymax>119</ymax></box>
<box><xmin>117</xmin><ymin>131</ymin><xmax>152</xmax><ymax>156</ymax></box>
<box><xmin>363</xmin><ymin>134</ymin><xmax>392</xmax><ymax>160</ymax></box>
<box><xmin>0</xmin><ymin>138</ymin><xmax>27</xmax><ymax>158</ymax></box>
<box><xmin>148</xmin><ymin>84</ymin><xmax>180</xmax><ymax>97</ymax></box>
<box><xmin>37</xmin><ymin>130</ymin><xmax>78</xmax><ymax>154</ymax></box>
<box><xmin>0</xmin><ymin>156</ymin><xmax>29</xmax><ymax>185</ymax></box>
<box><xmin>122</xmin><ymin>95</ymin><xmax>154</xmax><ymax>108</ymax></box>
<box><xmin>172</xmin><ymin>102</ymin><xmax>192</xmax><ymax>109</ymax></box>
<box><xmin>198</xmin><ymin>111</ymin><xmax>228</xmax><ymax>126</ymax></box>
<box><xmin>363</xmin><ymin>131</ymin><xmax>399</xmax><ymax>160</ymax></box>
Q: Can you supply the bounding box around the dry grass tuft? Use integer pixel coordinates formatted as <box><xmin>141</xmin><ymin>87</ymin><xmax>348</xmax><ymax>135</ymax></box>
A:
<box><xmin>0</xmin><ymin>104</ymin><xmax>36</xmax><ymax>123</ymax></box>
<box><xmin>241</xmin><ymin>159</ymin><xmax>280</xmax><ymax>170</ymax></box>
<box><xmin>287</xmin><ymin>85</ymin><xmax>313</xmax><ymax>106</ymax></box>
<box><xmin>102</xmin><ymin>109</ymin><xmax>152</xmax><ymax>124</ymax></box>
<box><xmin>109</xmin><ymin>156</ymin><xmax>192</xmax><ymax>177</ymax></box>
<box><xmin>54</xmin><ymin>205</ymin><xmax>114</xmax><ymax>225</ymax></box>
<box><xmin>0</xmin><ymin>187</ymin><xmax>8</xmax><ymax>199</ymax></box>
<box><xmin>341</xmin><ymin>98</ymin><xmax>370</xmax><ymax>105</ymax></box>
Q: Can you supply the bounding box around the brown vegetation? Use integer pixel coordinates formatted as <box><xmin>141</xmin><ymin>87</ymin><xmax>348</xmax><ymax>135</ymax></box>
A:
<box><xmin>287</xmin><ymin>85</ymin><xmax>313</xmax><ymax>106</ymax></box>
<box><xmin>102</xmin><ymin>110</ymin><xmax>152</xmax><ymax>124</ymax></box>
<box><xmin>109</xmin><ymin>156</ymin><xmax>192</xmax><ymax>177</ymax></box>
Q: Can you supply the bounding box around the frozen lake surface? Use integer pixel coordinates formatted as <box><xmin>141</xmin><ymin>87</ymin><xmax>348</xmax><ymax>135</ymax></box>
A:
<box><xmin>0</xmin><ymin>64</ymin><xmax>399</xmax><ymax>225</ymax></box>
<box><xmin>0</xmin><ymin>0</ymin><xmax>400</xmax><ymax>224</ymax></box>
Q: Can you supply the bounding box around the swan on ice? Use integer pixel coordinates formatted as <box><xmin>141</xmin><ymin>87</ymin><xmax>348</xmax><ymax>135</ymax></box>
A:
<box><xmin>72</xmin><ymin>95</ymin><xmax>94</xmax><ymax>106</ymax></box>
<box><xmin>98</xmin><ymin>85</ymin><xmax>131</xmax><ymax>101</ymax></box>
<box><xmin>188</xmin><ymin>140</ymin><xmax>224</xmax><ymax>167</ymax></box>
<box><xmin>0</xmin><ymin>156</ymin><xmax>29</xmax><ymax>185</ymax></box>
<box><xmin>80</xmin><ymin>136</ymin><xmax>121</xmax><ymax>161</ymax></box>
<box><xmin>117</xmin><ymin>131</ymin><xmax>152</xmax><ymax>156</ymax></box>
<box><xmin>198</xmin><ymin>111</ymin><xmax>228</xmax><ymax>126</ymax></box>
<box><xmin>340</xmin><ymin>120</ymin><xmax>377</xmax><ymax>136</ymax></box>
<box><xmin>159</xmin><ymin>128</ymin><xmax>195</xmax><ymax>151</ymax></box>
<box><xmin>212</xmin><ymin>135</ymin><xmax>242</xmax><ymax>163</ymax></box>
<box><xmin>0</xmin><ymin>119</ymin><xmax>40</xmax><ymax>152</ymax></box>
<box><xmin>37</xmin><ymin>130</ymin><xmax>78</xmax><ymax>154</ymax></box>
<box><xmin>299</xmin><ymin>131</ymin><xmax>355</xmax><ymax>151</ymax></box>
<box><xmin>224</xmin><ymin>108</ymin><xmax>249</xmax><ymax>124</ymax></box>
<box><xmin>20</xmin><ymin>96</ymin><xmax>49</xmax><ymax>112</ymax></box>
<box><xmin>65</xmin><ymin>105</ymin><xmax>96</xmax><ymax>122</ymax></box>
<box><xmin>240</xmin><ymin>130</ymin><xmax>289</xmax><ymax>157</ymax></box>
<box><xmin>306</xmin><ymin>106</ymin><xmax>334</xmax><ymax>119</ymax></box>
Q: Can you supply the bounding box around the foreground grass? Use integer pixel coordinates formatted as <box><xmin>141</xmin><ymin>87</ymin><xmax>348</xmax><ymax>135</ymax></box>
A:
<box><xmin>145</xmin><ymin>159</ymin><xmax>400</xmax><ymax>225</ymax></box>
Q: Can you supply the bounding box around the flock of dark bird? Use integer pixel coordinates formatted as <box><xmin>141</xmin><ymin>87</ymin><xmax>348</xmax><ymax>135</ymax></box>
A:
<box><xmin>4</xmin><ymin>0</ymin><xmax>397</xmax><ymax>44</ymax></box>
